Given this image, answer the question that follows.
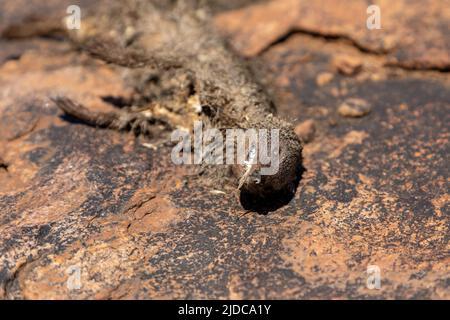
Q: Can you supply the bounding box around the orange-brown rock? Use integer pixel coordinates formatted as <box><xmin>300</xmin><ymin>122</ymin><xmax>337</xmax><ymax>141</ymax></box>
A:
<box><xmin>215</xmin><ymin>0</ymin><xmax>450</xmax><ymax>71</ymax></box>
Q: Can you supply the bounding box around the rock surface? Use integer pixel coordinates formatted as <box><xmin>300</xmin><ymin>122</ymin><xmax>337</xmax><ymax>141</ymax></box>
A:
<box><xmin>338</xmin><ymin>98</ymin><xmax>372</xmax><ymax>118</ymax></box>
<box><xmin>215</xmin><ymin>0</ymin><xmax>450</xmax><ymax>71</ymax></box>
<box><xmin>0</xmin><ymin>0</ymin><xmax>449</xmax><ymax>299</ymax></box>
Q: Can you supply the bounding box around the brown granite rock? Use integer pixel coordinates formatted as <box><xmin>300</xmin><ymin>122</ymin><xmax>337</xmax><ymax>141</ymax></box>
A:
<box><xmin>333</xmin><ymin>54</ymin><xmax>363</xmax><ymax>76</ymax></box>
<box><xmin>215</xmin><ymin>0</ymin><xmax>450</xmax><ymax>70</ymax></box>
<box><xmin>338</xmin><ymin>98</ymin><xmax>372</xmax><ymax>118</ymax></box>
<box><xmin>295</xmin><ymin>119</ymin><xmax>316</xmax><ymax>143</ymax></box>
<box><xmin>315</xmin><ymin>72</ymin><xmax>334</xmax><ymax>86</ymax></box>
